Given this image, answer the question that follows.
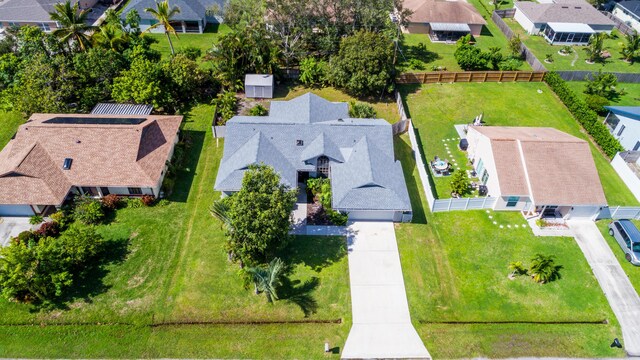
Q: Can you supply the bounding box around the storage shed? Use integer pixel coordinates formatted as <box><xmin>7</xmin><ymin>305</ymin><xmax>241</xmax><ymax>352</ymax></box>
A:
<box><xmin>245</xmin><ymin>74</ymin><xmax>274</xmax><ymax>99</ymax></box>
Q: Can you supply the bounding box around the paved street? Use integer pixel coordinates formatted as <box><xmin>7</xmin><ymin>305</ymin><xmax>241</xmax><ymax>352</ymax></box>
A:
<box><xmin>341</xmin><ymin>221</ymin><xmax>431</xmax><ymax>359</ymax></box>
<box><xmin>569</xmin><ymin>220</ymin><xmax>640</xmax><ymax>357</ymax></box>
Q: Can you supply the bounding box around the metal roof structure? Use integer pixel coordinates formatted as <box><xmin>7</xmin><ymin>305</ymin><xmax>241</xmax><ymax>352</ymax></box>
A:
<box><xmin>90</xmin><ymin>103</ymin><xmax>154</xmax><ymax>116</ymax></box>
<box><xmin>548</xmin><ymin>22</ymin><xmax>595</xmax><ymax>33</ymax></box>
<box><xmin>245</xmin><ymin>74</ymin><xmax>274</xmax><ymax>87</ymax></box>
<box><xmin>430</xmin><ymin>22</ymin><xmax>472</xmax><ymax>32</ymax></box>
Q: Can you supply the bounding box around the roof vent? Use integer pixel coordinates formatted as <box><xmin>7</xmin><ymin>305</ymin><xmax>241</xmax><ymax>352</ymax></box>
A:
<box><xmin>575</xmin><ymin>6</ymin><xmax>581</xmax><ymax>9</ymax></box>
<box><xmin>338</xmin><ymin>118</ymin><xmax>344</xmax><ymax>122</ymax></box>
<box><xmin>62</xmin><ymin>158</ymin><xmax>73</xmax><ymax>170</ymax></box>
<box><xmin>296</xmin><ymin>140</ymin><xmax>304</xmax><ymax>146</ymax></box>
<box><xmin>561</xmin><ymin>6</ymin><xmax>568</xmax><ymax>8</ymax></box>
<box><xmin>75</xmin><ymin>140</ymin><xmax>81</xmax><ymax>144</ymax></box>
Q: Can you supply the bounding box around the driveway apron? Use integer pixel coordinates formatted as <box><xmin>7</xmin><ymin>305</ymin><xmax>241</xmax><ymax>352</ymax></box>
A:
<box><xmin>569</xmin><ymin>220</ymin><xmax>640</xmax><ymax>356</ymax></box>
<box><xmin>341</xmin><ymin>221</ymin><xmax>431</xmax><ymax>359</ymax></box>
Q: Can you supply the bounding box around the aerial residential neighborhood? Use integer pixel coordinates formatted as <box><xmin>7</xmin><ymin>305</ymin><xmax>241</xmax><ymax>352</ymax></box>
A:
<box><xmin>1</xmin><ymin>0</ymin><xmax>640</xmax><ymax>358</ymax></box>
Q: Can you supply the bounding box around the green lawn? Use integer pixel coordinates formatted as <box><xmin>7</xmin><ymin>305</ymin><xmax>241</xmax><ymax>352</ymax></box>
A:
<box><xmin>146</xmin><ymin>24</ymin><xmax>231</xmax><ymax>66</ymax></box>
<box><xmin>0</xmin><ymin>103</ymin><xmax>351</xmax><ymax>358</ymax></box>
<box><xmin>0</xmin><ymin>111</ymin><xmax>24</xmax><ymax>149</ymax></box>
<box><xmin>399</xmin><ymin>82</ymin><xmax>639</xmax><ymax>206</ymax></box>
<box><xmin>393</xmin><ymin>134</ymin><xmax>625</xmax><ymax>358</ymax></box>
<box><xmin>597</xmin><ymin>220</ymin><xmax>640</xmax><ymax>295</ymax></box>
<box><xmin>504</xmin><ymin>19</ymin><xmax>640</xmax><ymax>73</ymax></box>
<box><xmin>565</xmin><ymin>81</ymin><xmax>640</xmax><ymax>106</ymax></box>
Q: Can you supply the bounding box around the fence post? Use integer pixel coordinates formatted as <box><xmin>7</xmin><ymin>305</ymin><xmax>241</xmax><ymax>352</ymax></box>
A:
<box><xmin>482</xmin><ymin>196</ymin><xmax>487</xmax><ymax>208</ymax></box>
<box><xmin>466</xmin><ymin>197</ymin><xmax>470</xmax><ymax>210</ymax></box>
<box><xmin>423</xmin><ymin>73</ymin><xmax>428</xmax><ymax>84</ymax></box>
<box><xmin>447</xmin><ymin>199</ymin><xmax>452</xmax><ymax>211</ymax></box>
<box><xmin>636</xmin><ymin>208</ymin><xmax>640</xmax><ymax>220</ymax></box>
<box><xmin>612</xmin><ymin>206</ymin><xmax>619</xmax><ymax>218</ymax></box>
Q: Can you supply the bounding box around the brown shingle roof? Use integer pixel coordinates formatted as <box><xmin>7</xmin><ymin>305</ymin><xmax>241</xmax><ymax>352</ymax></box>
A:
<box><xmin>0</xmin><ymin>114</ymin><xmax>182</xmax><ymax>205</ymax></box>
<box><xmin>472</xmin><ymin>126</ymin><xmax>607</xmax><ymax>206</ymax></box>
<box><xmin>404</xmin><ymin>0</ymin><xmax>487</xmax><ymax>25</ymax></box>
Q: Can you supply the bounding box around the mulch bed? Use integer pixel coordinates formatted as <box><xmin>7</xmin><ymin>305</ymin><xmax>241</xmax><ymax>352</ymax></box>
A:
<box><xmin>306</xmin><ymin>197</ymin><xmax>332</xmax><ymax>225</ymax></box>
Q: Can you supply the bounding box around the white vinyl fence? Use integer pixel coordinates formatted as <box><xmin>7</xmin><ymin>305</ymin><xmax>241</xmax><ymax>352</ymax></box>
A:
<box><xmin>407</xmin><ymin>120</ymin><xmax>436</xmax><ymax>210</ymax></box>
<box><xmin>598</xmin><ymin>206</ymin><xmax>640</xmax><ymax>220</ymax></box>
<box><xmin>432</xmin><ymin>197</ymin><xmax>497</xmax><ymax>212</ymax></box>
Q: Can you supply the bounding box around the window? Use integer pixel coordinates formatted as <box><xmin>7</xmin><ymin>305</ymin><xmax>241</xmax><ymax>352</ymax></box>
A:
<box><xmin>62</xmin><ymin>158</ymin><xmax>73</xmax><ymax>170</ymax></box>
<box><xmin>506</xmin><ymin>196</ymin><xmax>520</xmax><ymax>207</ymax></box>
<box><xmin>476</xmin><ymin>158</ymin><xmax>484</xmax><ymax>176</ymax></box>
<box><xmin>296</xmin><ymin>140</ymin><xmax>304</xmax><ymax>146</ymax></box>
<box><xmin>481</xmin><ymin>169</ymin><xmax>489</xmax><ymax>185</ymax></box>
<box><xmin>41</xmin><ymin>23</ymin><xmax>50</xmax><ymax>31</ymax></box>
<box><xmin>617</xmin><ymin>124</ymin><xmax>626</xmax><ymax>136</ymax></box>
<box><xmin>128</xmin><ymin>187</ymin><xmax>142</xmax><ymax>195</ymax></box>
<box><xmin>317</xmin><ymin>156</ymin><xmax>330</xmax><ymax>177</ymax></box>
<box><xmin>100</xmin><ymin>187</ymin><xmax>110</xmax><ymax>196</ymax></box>
<box><xmin>81</xmin><ymin>187</ymin><xmax>98</xmax><ymax>196</ymax></box>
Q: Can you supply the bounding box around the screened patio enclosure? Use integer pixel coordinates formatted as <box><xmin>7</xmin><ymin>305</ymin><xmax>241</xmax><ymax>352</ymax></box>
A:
<box><xmin>429</xmin><ymin>22</ymin><xmax>471</xmax><ymax>42</ymax></box>
<box><xmin>542</xmin><ymin>22</ymin><xmax>595</xmax><ymax>45</ymax></box>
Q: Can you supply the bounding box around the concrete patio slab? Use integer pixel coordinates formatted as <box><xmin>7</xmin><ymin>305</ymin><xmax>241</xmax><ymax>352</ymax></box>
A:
<box><xmin>341</xmin><ymin>221</ymin><xmax>430</xmax><ymax>360</ymax></box>
<box><xmin>0</xmin><ymin>217</ymin><xmax>35</xmax><ymax>247</ymax></box>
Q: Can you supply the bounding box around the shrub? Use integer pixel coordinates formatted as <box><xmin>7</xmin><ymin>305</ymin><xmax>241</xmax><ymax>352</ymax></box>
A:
<box><xmin>349</xmin><ymin>101</ymin><xmax>377</xmax><ymax>118</ymax></box>
<box><xmin>498</xmin><ymin>58</ymin><xmax>523</xmax><ymax>71</ymax></box>
<box><xmin>450</xmin><ymin>170</ymin><xmax>469</xmax><ymax>196</ymax></box>
<box><xmin>508</xmin><ymin>261</ymin><xmax>528</xmax><ymax>277</ymax></box>
<box><xmin>454</xmin><ymin>44</ymin><xmax>489</xmax><ymax>71</ymax></box>
<box><xmin>545</xmin><ymin>53</ymin><xmax>554</xmax><ymax>63</ymax></box>
<box><xmin>560</xmin><ymin>45</ymin><xmax>573</xmax><ymax>54</ymax></box>
<box><xmin>73</xmin><ymin>197</ymin><xmax>105</xmax><ymax>225</ymax></box>
<box><xmin>249</xmin><ymin>103</ymin><xmax>268</xmax><ymax>116</ymax></box>
<box><xmin>126</xmin><ymin>198</ymin><xmax>144</xmax><ymax>208</ymax></box>
<box><xmin>157</xmin><ymin>199</ymin><xmax>170</xmax><ymax>207</ymax></box>
<box><xmin>162</xmin><ymin>177</ymin><xmax>176</xmax><ymax>194</ymax></box>
<box><xmin>328</xmin><ymin>209</ymin><xmax>348</xmax><ymax>226</ymax></box>
<box><xmin>306</xmin><ymin>177</ymin><xmax>332</xmax><ymax>208</ymax></box>
<box><xmin>544</xmin><ymin>72</ymin><xmax>623</xmax><ymax>158</ymax></box>
<box><xmin>101</xmin><ymin>194</ymin><xmax>123</xmax><ymax>210</ymax></box>
<box><xmin>508</xmin><ymin>34</ymin><xmax>522</xmax><ymax>58</ymax></box>
<box><xmin>214</xmin><ymin>90</ymin><xmax>238</xmax><ymax>125</ymax></box>
<box><xmin>299</xmin><ymin>57</ymin><xmax>327</xmax><ymax>86</ymax></box>
<box><xmin>13</xmin><ymin>231</ymin><xmax>37</xmax><ymax>246</ymax></box>
<box><xmin>49</xmin><ymin>210</ymin><xmax>66</xmax><ymax>224</ymax></box>
<box><xmin>585</xmin><ymin>94</ymin><xmax>610</xmax><ymax>115</ymax></box>
<box><xmin>35</xmin><ymin>221</ymin><xmax>60</xmax><ymax>238</ymax></box>
<box><xmin>175</xmin><ymin>46</ymin><xmax>202</xmax><ymax>61</ymax></box>
<box><xmin>29</xmin><ymin>215</ymin><xmax>43</xmax><ymax>225</ymax></box>
<box><xmin>530</xmin><ymin>254</ymin><xmax>563</xmax><ymax>284</ymax></box>
<box><xmin>141</xmin><ymin>194</ymin><xmax>156</xmax><ymax>206</ymax></box>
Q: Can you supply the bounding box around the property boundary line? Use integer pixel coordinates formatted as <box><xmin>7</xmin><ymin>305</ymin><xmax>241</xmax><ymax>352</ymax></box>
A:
<box><xmin>419</xmin><ymin>320</ymin><xmax>608</xmax><ymax>324</ymax></box>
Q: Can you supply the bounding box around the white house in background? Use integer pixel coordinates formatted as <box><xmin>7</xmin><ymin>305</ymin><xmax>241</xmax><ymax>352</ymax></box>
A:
<box><xmin>612</xmin><ymin>1</ymin><xmax>640</xmax><ymax>33</ymax></box>
<box><xmin>0</xmin><ymin>0</ymin><xmax>99</xmax><ymax>33</ymax></box>
<box><xmin>120</xmin><ymin>0</ymin><xmax>226</xmax><ymax>33</ymax></box>
<box><xmin>605</xmin><ymin>106</ymin><xmax>640</xmax><ymax>151</ymax></box>
<box><xmin>513</xmin><ymin>0</ymin><xmax>615</xmax><ymax>45</ymax></box>
<box><xmin>466</xmin><ymin>126</ymin><xmax>607</xmax><ymax>219</ymax></box>
<box><xmin>0</xmin><ymin>113</ymin><xmax>181</xmax><ymax>217</ymax></box>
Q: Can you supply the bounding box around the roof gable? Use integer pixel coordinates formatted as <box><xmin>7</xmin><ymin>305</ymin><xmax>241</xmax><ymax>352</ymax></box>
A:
<box><xmin>300</xmin><ymin>132</ymin><xmax>345</xmax><ymax>163</ymax></box>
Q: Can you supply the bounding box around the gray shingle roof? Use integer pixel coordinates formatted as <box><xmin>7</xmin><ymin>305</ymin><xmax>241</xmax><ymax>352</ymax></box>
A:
<box><xmin>120</xmin><ymin>0</ymin><xmax>225</xmax><ymax>22</ymax></box>
<box><xmin>215</xmin><ymin>93</ymin><xmax>411</xmax><ymax>213</ymax></box>
<box><xmin>0</xmin><ymin>0</ymin><xmax>57</xmax><ymax>23</ymax></box>
<box><xmin>514</xmin><ymin>0</ymin><xmax>614</xmax><ymax>25</ymax></box>
<box><xmin>616</xmin><ymin>1</ymin><xmax>640</xmax><ymax>17</ymax></box>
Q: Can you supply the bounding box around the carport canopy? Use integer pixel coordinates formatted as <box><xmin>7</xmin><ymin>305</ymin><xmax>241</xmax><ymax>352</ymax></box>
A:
<box><xmin>430</xmin><ymin>22</ymin><xmax>471</xmax><ymax>32</ymax></box>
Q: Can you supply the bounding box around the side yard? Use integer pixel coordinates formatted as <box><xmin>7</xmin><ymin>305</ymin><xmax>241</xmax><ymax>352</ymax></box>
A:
<box><xmin>399</xmin><ymin>82</ymin><xmax>639</xmax><ymax>206</ymax></box>
<box><xmin>597</xmin><ymin>220</ymin><xmax>640</xmax><ymax>296</ymax></box>
<box><xmin>504</xmin><ymin>19</ymin><xmax>640</xmax><ymax>73</ymax></box>
<box><xmin>0</xmin><ymin>103</ymin><xmax>351</xmax><ymax>358</ymax></box>
<box><xmin>0</xmin><ymin>111</ymin><xmax>24</xmax><ymax>149</ymax></box>
<box><xmin>394</xmin><ymin>134</ymin><xmax>624</xmax><ymax>358</ymax></box>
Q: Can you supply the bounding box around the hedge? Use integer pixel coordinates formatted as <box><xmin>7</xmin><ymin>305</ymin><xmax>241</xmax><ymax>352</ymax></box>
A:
<box><xmin>544</xmin><ymin>72</ymin><xmax>624</xmax><ymax>158</ymax></box>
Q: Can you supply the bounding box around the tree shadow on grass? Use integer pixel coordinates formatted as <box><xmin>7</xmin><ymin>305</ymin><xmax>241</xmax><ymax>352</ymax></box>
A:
<box><xmin>480</xmin><ymin>25</ymin><xmax>495</xmax><ymax>37</ymax></box>
<box><xmin>399</xmin><ymin>42</ymin><xmax>441</xmax><ymax>70</ymax></box>
<box><xmin>168</xmin><ymin>129</ymin><xmax>206</xmax><ymax>203</ymax></box>
<box><xmin>278</xmin><ymin>236</ymin><xmax>346</xmax><ymax>272</ymax></box>
<box><xmin>278</xmin><ymin>276</ymin><xmax>320</xmax><ymax>317</ymax></box>
<box><xmin>394</xmin><ymin>136</ymin><xmax>428</xmax><ymax>224</ymax></box>
<box><xmin>45</xmin><ymin>237</ymin><xmax>130</xmax><ymax>311</ymax></box>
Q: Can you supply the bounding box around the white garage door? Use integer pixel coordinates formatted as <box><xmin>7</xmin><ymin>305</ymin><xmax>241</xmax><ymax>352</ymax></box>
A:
<box><xmin>348</xmin><ymin>211</ymin><xmax>396</xmax><ymax>221</ymax></box>
<box><xmin>567</xmin><ymin>206</ymin><xmax>600</xmax><ymax>220</ymax></box>
<box><xmin>0</xmin><ymin>205</ymin><xmax>34</xmax><ymax>217</ymax></box>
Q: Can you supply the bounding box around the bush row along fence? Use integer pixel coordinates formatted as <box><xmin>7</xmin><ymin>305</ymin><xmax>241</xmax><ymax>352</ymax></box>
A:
<box><xmin>396</xmin><ymin>71</ymin><xmax>545</xmax><ymax>84</ymax></box>
<box><xmin>432</xmin><ymin>197</ymin><xmax>497</xmax><ymax>212</ymax></box>
<box><xmin>602</xmin><ymin>11</ymin><xmax>635</xmax><ymax>36</ymax></box>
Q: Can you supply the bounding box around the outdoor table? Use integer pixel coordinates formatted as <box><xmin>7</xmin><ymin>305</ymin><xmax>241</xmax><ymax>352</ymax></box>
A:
<box><xmin>433</xmin><ymin>160</ymin><xmax>448</xmax><ymax>171</ymax></box>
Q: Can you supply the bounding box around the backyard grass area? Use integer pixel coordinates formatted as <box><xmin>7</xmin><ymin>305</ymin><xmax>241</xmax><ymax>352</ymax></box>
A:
<box><xmin>565</xmin><ymin>81</ymin><xmax>640</xmax><ymax>106</ymax></box>
<box><xmin>0</xmin><ymin>103</ymin><xmax>351</xmax><ymax>358</ymax></box>
<box><xmin>393</xmin><ymin>134</ymin><xmax>625</xmax><ymax>358</ymax></box>
<box><xmin>145</xmin><ymin>24</ymin><xmax>231</xmax><ymax>66</ymax></box>
<box><xmin>597</xmin><ymin>220</ymin><xmax>640</xmax><ymax>295</ymax></box>
<box><xmin>399</xmin><ymin>82</ymin><xmax>639</xmax><ymax>206</ymax></box>
<box><xmin>504</xmin><ymin>19</ymin><xmax>640</xmax><ymax>73</ymax></box>
<box><xmin>0</xmin><ymin>111</ymin><xmax>24</xmax><ymax>149</ymax></box>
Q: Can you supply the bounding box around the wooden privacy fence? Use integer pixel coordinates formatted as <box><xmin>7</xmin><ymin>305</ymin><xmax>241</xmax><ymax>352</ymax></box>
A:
<box><xmin>432</xmin><ymin>197</ymin><xmax>497</xmax><ymax>212</ymax></box>
<box><xmin>397</xmin><ymin>71</ymin><xmax>545</xmax><ymax>84</ymax></box>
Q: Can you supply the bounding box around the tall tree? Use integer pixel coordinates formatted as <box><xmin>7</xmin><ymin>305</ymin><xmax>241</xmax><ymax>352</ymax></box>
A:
<box><xmin>49</xmin><ymin>0</ymin><xmax>96</xmax><ymax>52</ymax></box>
<box><xmin>144</xmin><ymin>0</ymin><xmax>181</xmax><ymax>55</ymax></box>
<box><xmin>584</xmin><ymin>32</ymin><xmax>607</xmax><ymax>63</ymax></box>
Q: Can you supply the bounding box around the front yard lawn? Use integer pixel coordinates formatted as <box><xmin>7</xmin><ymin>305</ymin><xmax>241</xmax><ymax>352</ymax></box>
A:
<box><xmin>399</xmin><ymin>82</ymin><xmax>639</xmax><ymax>206</ymax></box>
<box><xmin>394</xmin><ymin>134</ymin><xmax>624</xmax><ymax>358</ymax></box>
<box><xmin>0</xmin><ymin>103</ymin><xmax>350</xmax><ymax>358</ymax></box>
<box><xmin>597</xmin><ymin>220</ymin><xmax>640</xmax><ymax>296</ymax></box>
<box><xmin>504</xmin><ymin>19</ymin><xmax>640</xmax><ymax>73</ymax></box>
<box><xmin>0</xmin><ymin>111</ymin><xmax>24</xmax><ymax>149</ymax></box>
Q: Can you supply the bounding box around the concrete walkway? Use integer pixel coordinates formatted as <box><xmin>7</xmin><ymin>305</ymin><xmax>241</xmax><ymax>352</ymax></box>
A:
<box><xmin>341</xmin><ymin>221</ymin><xmax>431</xmax><ymax>359</ymax></box>
<box><xmin>568</xmin><ymin>220</ymin><xmax>640</xmax><ymax>356</ymax></box>
<box><xmin>0</xmin><ymin>217</ymin><xmax>34</xmax><ymax>247</ymax></box>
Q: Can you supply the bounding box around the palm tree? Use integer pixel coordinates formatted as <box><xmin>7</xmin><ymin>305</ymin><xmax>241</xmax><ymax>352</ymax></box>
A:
<box><xmin>245</xmin><ymin>258</ymin><xmax>284</xmax><ymax>303</ymax></box>
<box><xmin>144</xmin><ymin>0</ymin><xmax>181</xmax><ymax>55</ymax></box>
<box><xmin>92</xmin><ymin>24</ymin><xmax>126</xmax><ymax>51</ymax></box>
<box><xmin>49</xmin><ymin>0</ymin><xmax>96</xmax><ymax>51</ymax></box>
<box><xmin>620</xmin><ymin>31</ymin><xmax>640</xmax><ymax>63</ymax></box>
<box><xmin>529</xmin><ymin>254</ymin><xmax>562</xmax><ymax>284</ymax></box>
<box><xmin>584</xmin><ymin>32</ymin><xmax>608</xmax><ymax>63</ymax></box>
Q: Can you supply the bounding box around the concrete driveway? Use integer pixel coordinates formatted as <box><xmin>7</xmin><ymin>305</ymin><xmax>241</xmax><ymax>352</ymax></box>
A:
<box><xmin>569</xmin><ymin>220</ymin><xmax>640</xmax><ymax>356</ymax></box>
<box><xmin>341</xmin><ymin>221</ymin><xmax>431</xmax><ymax>359</ymax></box>
<box><xmin>0</xmin><ymin>217</ymin><xmax>34</xmax><ymax>247</ymax></box>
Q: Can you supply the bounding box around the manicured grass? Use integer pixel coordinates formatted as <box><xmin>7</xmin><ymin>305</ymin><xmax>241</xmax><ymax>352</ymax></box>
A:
<box><xmin>393</xmin><ymin>134</ymin><xmax>624</xmax><ymax>358</ymax></box>
<box><xmin>0</xmin><ymin>103</ymin><xmax>351</xmax><ymax>357</ymax></box>
<box><xmin>146</xmin><ymin>24</ymin><xmax>231</xmax><ymax>66</ymax></box>
<box><xmin>504</xmin><ymin>19</ymin><xmax>640</xmax><ymax>73</ymax></box>
<box><xmin>597</xmin><ymin>220</ymin><xmax>640</xmax><ymax>295</ymax></box>
<box><xmin>399</xmin><ymin>82</ymin><xmax>639</xmax><ymax>205</ymax></box>
<box><xmin>565</xmin><ymin>81</ymin><xmax>640</xmax><ymax>106</ymax></box>
<box><xmin>0</xmin><ymin>111</ymin><xmax>24</xmax><ymax>149</ymax></box>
